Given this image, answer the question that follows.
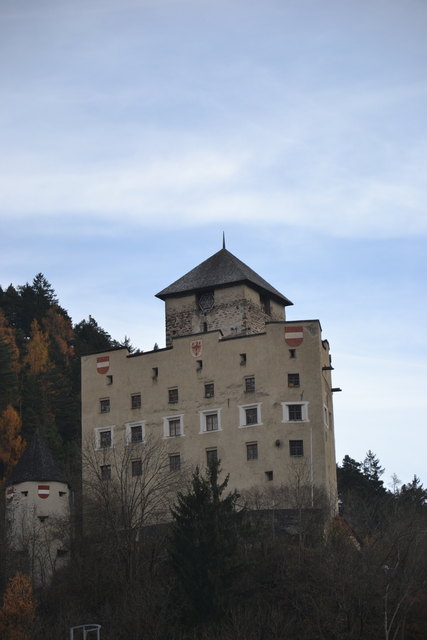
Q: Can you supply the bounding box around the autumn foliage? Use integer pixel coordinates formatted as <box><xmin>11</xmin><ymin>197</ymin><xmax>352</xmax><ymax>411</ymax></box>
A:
<box><xmin>0</xmin><ymin>573</ymin><xmax>36</xmax><ymax>640</ymax></box>
<box><xmin>0</xmin><ymin>405</ymin><xmax>25</xmax><ymax>483</ymax></box>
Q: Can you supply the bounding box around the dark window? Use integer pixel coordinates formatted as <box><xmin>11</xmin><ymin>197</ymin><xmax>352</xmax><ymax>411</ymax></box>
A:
<box><xmin>131</xmin><ymin>393</ymin><xmax>141</xmax><ymax>409</ymax></box>
<box><xmin>205</xmin><ymin>413</ymin><xmax>218</xmax><ymax>431</ymax></box>
<box><xmin>169</xmin><ymin>419</ymin><xmax>181</xmax><ymax>437</ymax></box>
<box><xmin>99</xmin><ymin>430</ymin><xmax>112</xmax><ymax>449</ymax></box>
<box><xmin>132</xmin><ymin>459</ymin><xmax>142</xmax><ymax>476</ymax></box>
<box><xmin>206</xmin><ymin>449</ymin><xmax>218</xmax><ymax>467</ymax></box>
<box><xmin>152</xmin><ymin>367</ymin><xmax>158</xmax><ymax>378</ymax></box>
<box><xmin>288</xmin><ymin>373</ymin><xmax>300</xmax><ymax>388</ymax></box>
<box><xmin>168</xmin><ymin>388</ymin><xmax>178</xmax><ymax>404</ymax></box>
<box><xmin>101</xmin><ymin>465</ymin><xmax>111</xmax><ymax>480</ymax></box>
<box><xmin>130</xmin><ymin>424</ymin><xmax>143</xmax><ymax>444</ymax></box>
<box><xmin>245</xmin><ymin>407</ymin><xmax>258</xmax><ymax>425</ymax></box>
<box><xmin>197</xmin><ymin>360</ymin><xmax>203</xmax><ymax>370</ymax></box>
<box><xmin>240</xmin><ymin>353</ymin><xmax>247</xmax><ymax>366</ymax></box>
<box><xmin>246</xmin><ymin>443</ymin><xmax>258</xmax><ymax>460</ymax></box>
<box><xmin>107</xmin><ymin>375</ymin><xmax>113</xmax><ymax>385</ymax></box>
<box><xmin>260</xmin><ymin>294</ymin><xmax>271</xmax><ymax>315</ymax></box>
<box><xmin>100</xmin><ymin>398</ymin><xmax>110</xmax><ymax>413</ymax></box>
<box><xmin>205</xmin><ymin>383</ymin><xmax>214</xmax><ymax>398</ymax></box>
<box><xmin>289</xmin><ymin>349</ymin><xmax>296</xmax><ymax>359</ymax></box>
<box><xmin>288</xmin><ymin>404</ymin><xmax>303</xmax><ymax>421</ymax></box>
<box><xmin>265</xmin><ymin>471</ymin><xmax>273</xmax><ymax>481</ymax></box>
<box><xmin>289</xmin><ymin>440</ymin><xmax>304</xmax><ymax>457</ymax></box>
<box><xmin>169</xmin><ymin>454</ymin><xmax>181</xmax><ymax>472</ymax></box>
<box><xmin>245</xmin><ymin>376</ymin><xmax>255</xmax><ymax>393</ymax></box>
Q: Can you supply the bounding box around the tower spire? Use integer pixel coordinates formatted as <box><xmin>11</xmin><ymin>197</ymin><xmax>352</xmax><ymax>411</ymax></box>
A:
<box><xmin>222</xmin><ymin>231</ymin><xmax>226</xmax><ymax>249</ymax></box>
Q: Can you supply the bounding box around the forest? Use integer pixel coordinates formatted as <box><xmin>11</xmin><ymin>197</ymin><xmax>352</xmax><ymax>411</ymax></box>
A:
<box><xmin>0</xmin><ymin>274</ymin><xmax>426</xmax><ymax>639</ymax></box>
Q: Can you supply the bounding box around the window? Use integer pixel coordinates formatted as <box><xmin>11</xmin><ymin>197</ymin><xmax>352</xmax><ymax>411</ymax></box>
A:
<box><xmin>240</xmin><ymin>353</ymin><xmax>247</xmax><ymax>366</ymax></box>
<box><xmin>289</xmin><ymin>440</ymin><xmax>304</xmax><ymax>457</ymax></box>
<box><xmin>131</xmin><ymin>393</ymin><xmax>141</xmax><ymax>409</ymax></box>
<box><xmin>288</xmin><ymin>373</ymin><xmax>300</xmax><ymax>388</ymax></box>
<box><xmin>239</xmin><ymin>403</ymin><xmax>262</xmax><ymax>428</ymax></box>
<box><xmin>152</xmin><ymin>367</ymin><xmax>158</xmax><ymax>379</ymax></box>
<box><xmin>197</xmin><ymin>360</ymin><xmax>203</xmax><ymax>371</ymax></box>
<box><xmin>199</xmin><ymin>409</ymin><xmax>221</xmax><ymax>433</ymax></box>
<box><xmin>131</xmin><ymin>459</ymin><xmax>142</xmax><ymax>476</ymax></box>
<box><xmin>96</xmin><ymin>428</ymin><xmax>113</xmax><ymax>449</ymax></box>
<box><xmin>265</xmin><ymin>471</ymin><xmax>273</xmax><ymax>481</ymax></box>
<box><xmin>204</xmin><ymin>382</ymin><xmax>214</xmax><ymax>398</ymax></box>
<box><xmin>282</xmin><ymin>402</ymin><xmax>309</xmax><ymax>422</ymax></box>
<box><xmin>246</xmin><ymin>442</ymin><xmax>258</xmax><ymax>460</ymax></box>
<box><xmin>107</xmin><ymin>375</ymin><xmax>113</xmax><ymax>385</ymax></box>
<box><xmin>101</xmin><ymin>465</ymin><xmax>111</xmax><ymax>480</ymax></box>
<box><xmin>198</xmin><ymin>290</ymin><xmax>215</xmax><ymax>312</ymax></box>
<box><xmin>163</xmin><ymin>415</ymin><xmax>184</xmax><ymax>438</ymax></box>
<box><xmin>260</xmin><ymin>294</ymin><xmax>271</xmax><ymax>315</ymax></box>
<box><xmin>245</xmin><ymin>376</ymin><xmax>255</xmax><ymax>393</ymax></box>
<box><xmin>245</xmin><ymin>407</ymin><xmax>258</xmax><ymax>424</ymax></box>
<box><xmin>100</xmin><ymin>398</ymin><xmax>110</xmax><ymax>413</ymax></box>
<box><xmin>206</xmin><ymin>449</ymin><xmax>218</xmax><ymax>467</ymax></box>
<box><xmin>289</xmin><ymin>349</ymin><xmax>296</xmax><ymax>359</ymax></box>
<box><xmin>169</xmin><ymin>419</ymin><xmax>181</xmax><ymax>437</ymax></box>
<box><xmin>169</xmin><ymin>454</ymin><xmax>181</xmax><ymax>472</ymax></box>
<box><xmin>126</xmin><ymin>422</ymin><xmax>144</xmax><ymax>444</ymax></box>
<box><xmin>168</xmin><ymin>388</ymin><xmax>178</xmax><ymax>404</ymax></box>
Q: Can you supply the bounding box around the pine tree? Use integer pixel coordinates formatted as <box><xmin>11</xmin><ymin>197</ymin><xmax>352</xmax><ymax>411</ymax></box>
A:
<box><xmin>362</xmin><ymin>450</ymin><xmax>385</xmax><ymax>495</ymax></box>
<box><xmin>169</xmin><ymin>463</ymin><xmax>241</xmax><ymax>625</ymax></box>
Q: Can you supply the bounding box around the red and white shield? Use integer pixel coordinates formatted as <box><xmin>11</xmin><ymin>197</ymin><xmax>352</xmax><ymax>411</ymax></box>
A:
<box><xmin>190</xmin><ymin>340</ymin><xmax>202</xmax><ymax>358</ymax></box>
<box><xmin>38</xmin><ymin>485</ymin><xmax>50</xmax><ymax>499</ymax></box>
<box><xmin>6</xmin><ymin>486</ymin><xmax>14</xmax><ymax>503</ymax></box>
<box><xmin>97</xmin><ymin>356</ymin><xmax>110</xmax><ymax>375</ymax></box>
<box><xmin>284</xmin><ymin>326</ymin><xmax>304</xmax><ymax>347</ymax></box>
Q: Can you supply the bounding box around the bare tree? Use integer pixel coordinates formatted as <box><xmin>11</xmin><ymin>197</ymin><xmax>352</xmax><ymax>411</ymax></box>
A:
<box><xmin>82</xmin><ymin>434</ymin><xmax>184</xmax><ymax>580</ymax></box>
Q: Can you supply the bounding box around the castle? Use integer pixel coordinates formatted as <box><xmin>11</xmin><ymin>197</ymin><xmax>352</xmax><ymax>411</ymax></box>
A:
<box><xmin>81</xmin><ymin>246</ymin><xmax>338</xmax><ymax>515</ymax></box>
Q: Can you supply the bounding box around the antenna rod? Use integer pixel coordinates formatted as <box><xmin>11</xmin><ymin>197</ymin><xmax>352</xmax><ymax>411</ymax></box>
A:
<box><xmin>222</xmin><ymin>231</ymin><xmax>226</xmax><ymax>249</ymax></box>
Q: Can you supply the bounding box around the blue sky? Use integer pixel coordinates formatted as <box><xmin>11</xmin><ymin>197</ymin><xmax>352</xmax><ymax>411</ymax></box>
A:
<box><xmin>1</xmin><ymin>0</ymin><xmax>426</xmax><ymax>487</ymax></box>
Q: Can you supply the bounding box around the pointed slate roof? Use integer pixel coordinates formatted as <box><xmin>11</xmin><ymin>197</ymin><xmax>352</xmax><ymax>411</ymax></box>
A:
<box><xmin>7</xmin><ymin>431</ymin><xmax>69</xmax><ymax>486</ymax></box>
<box><xmin>156</xmin><ymin>248</ymin><xmax>293</xmax><ymax>306</ymax></box>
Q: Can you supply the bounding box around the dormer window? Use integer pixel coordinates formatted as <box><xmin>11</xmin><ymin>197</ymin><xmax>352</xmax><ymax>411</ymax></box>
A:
<box><xmin>198</xmin><ymin>291</ymin><xmax>215</xmax><ymax>313</ymax></box>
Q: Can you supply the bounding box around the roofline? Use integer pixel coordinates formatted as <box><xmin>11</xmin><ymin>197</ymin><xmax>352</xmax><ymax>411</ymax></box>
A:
<box><xmin>80</xmin><ymin>346</ymin><xmax>130</xmax><ymax>357</ymax></box>
<box><xmin>156</xmin><ymin>279</ymin><xmax>293</xmax><ymax>307</ymax></box>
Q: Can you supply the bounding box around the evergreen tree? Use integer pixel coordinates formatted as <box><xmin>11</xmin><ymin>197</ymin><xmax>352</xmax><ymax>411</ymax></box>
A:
<box><xmin>169</xmin><ymin>463</ymin><xmax>241</xmax><ymax>625</ymax></box>
<box><xmin>362</xmin><ymin>449</ymin><xmax>385</xmax><ymax>495</ymax></box>
<box><xmin>399</xmin><ymin>475</ymin><xmax>427</xmax><ymax>508</ymax></box>
<box><xmin>73</xmin><ymin>316</ymin><xmax>119</xmax><ymax>355</ymax></box>
<box><xmin>0</xmin><ymin>339</ymin><xmax>18</xmax><ymax>412</ymax></box>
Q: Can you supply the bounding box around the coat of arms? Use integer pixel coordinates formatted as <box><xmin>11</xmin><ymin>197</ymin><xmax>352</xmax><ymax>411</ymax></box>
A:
<box><xmin>96</xmin><ymin>356</ymin><xmax>110</xmax><ymax>374</ymax></box>
<box><xmin>190</xmin><ymin>340</ymin><xmax>202</xmax><ymax>357</ymax></box>
<box><xmin>38</xmin><ymin>485</ymin><xmax>50</xmax><ymax>499</ymax></box>
<box><xmin>284</xmin><ymin>326</ymin><xmax>304</xmax><ymax>347</ymax></box>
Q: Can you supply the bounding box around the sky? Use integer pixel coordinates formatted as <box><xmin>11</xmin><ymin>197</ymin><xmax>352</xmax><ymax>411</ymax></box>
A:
<box><xmin>1</xmin><ymin>0</ymin><xmax>426</xmax><ymax>488</ymax></box>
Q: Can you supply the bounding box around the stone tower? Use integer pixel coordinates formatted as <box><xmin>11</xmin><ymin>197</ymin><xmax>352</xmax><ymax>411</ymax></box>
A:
<box><xmin>5</xmin><ymin>431</ymin><xmax>71</xmax><ymax>586</ymax></box>
<box><xmin>156</xmin><ymin>247</ymin><xmax>293</xmax><ymax>347</ymax></box>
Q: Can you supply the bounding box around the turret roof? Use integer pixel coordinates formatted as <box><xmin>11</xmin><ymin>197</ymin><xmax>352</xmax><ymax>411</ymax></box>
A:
<box><xmin>7</xmin><ymin>431</ymin><xmax>69</xmax><ymax>486</ymax></box>
<box><xmin>156</xmin><ymin>248</ymin><xmax>293</xmax><ymax>306</ymax></box>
